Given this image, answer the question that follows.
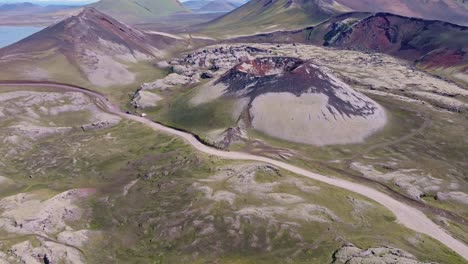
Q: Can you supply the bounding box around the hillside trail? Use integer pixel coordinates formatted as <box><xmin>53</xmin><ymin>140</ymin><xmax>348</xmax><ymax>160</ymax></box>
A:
<box><xmin>1</xmin><ymin>81</ymin><xmax>467</xmax><ymax>261</ymax></box>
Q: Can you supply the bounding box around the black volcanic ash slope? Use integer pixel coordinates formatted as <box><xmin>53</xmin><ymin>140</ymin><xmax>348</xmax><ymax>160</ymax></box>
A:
<box><xmin>194</xmin><ymin>57</ymin><xmax>387</xmax><ymax>145</ymax></box>
<box><xmin>217</xmin><ymin>57</ymin><xmax>379</xmax><ymax>119</ymax></box>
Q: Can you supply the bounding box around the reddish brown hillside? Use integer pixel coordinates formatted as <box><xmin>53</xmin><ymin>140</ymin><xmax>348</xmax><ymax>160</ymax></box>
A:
<box><xmin>417</xmin><ymin>49</ymin><xmax>468</xmax><ymax>75</ymax></box>
<box><xmin>335</xmin><ymin>0</ymin><xmax>468</xmax><ymax>26</ymax></box>
<box><xmin>232</xmin><ymin>12</ymin><xmax>468</xmax><ymax>85</ymax></box>
<box><xmin>328</xmin><ymin>13</ymin><xmax>468</xmax><ymax>79</ymax></box>
<box><xmin>0</xmin><ymin>7</ymin><xmax>182</xmax><ymax>58</ymax></box>
<box><xmin>0</xmin><ymin>8</ymin><xmax>213</xmax><ymax>88</ymax></box>
<box><xmin>330</xmin><ymin>13</ymin><xmax>467</xmax><ymax>60</ymax></box>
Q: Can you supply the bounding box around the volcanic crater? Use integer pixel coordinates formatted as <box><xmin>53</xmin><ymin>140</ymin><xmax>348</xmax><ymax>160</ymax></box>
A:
<box><xmin>203</xmin><ymin>57</ymin><xmax>388</xmax><ymax>145</ymax></box>
<box><xmin>218</xmin><ymin>57</ymin><xmax>381</xmax><ymax>119</ymax></box>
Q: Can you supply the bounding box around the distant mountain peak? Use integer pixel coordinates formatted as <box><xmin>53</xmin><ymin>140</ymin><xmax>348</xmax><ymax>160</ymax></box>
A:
<box><xmin>0</xmin><ymin>2</ymin><xmax>39</xmax><ymax>11</ymax></box>
<box><xmin>89</xmin><ymin>0</ymin><xmax>190</xmax><ymax>23</ymax></box>
<box><xmin>0</xmin><ymin>2</ymin><xmax>36</xmax><ymax>6</ymax></box>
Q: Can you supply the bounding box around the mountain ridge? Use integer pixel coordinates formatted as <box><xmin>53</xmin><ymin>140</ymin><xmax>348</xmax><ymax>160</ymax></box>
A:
<box><xmin>230</xmin><ymin>12</ymin><xmax>468</xmax><ymax>85</ymax></box>
<box><xmin>200</xmin><ymin>0</ymin><xmax>468</xmax><ymax>36</ymax></box>
<box><xmin>89</xmin><ymin>0</ymin><xmax>190</xmax><ymax>23</ymax></box>
<box><xmin>0</xmin><ymin>7</ymin><xmax>196</xmax><ymax>88</ymax></box>
<box><xmin>199</xmin><ymin>0</ymin><xmax>238</xmax><ymax>12</ymax></box>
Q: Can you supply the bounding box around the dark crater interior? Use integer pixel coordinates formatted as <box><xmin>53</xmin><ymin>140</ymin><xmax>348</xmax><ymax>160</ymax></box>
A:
<box><xmin>217</xmin><ymin>57</ymin><xmax>379</xmax><ymax>118</ymax></box>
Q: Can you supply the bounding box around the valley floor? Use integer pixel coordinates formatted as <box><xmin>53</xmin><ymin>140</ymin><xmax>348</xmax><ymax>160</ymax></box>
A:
<box><xmin>0</xmin><ymin>81</ymin><xmax>466</xmax><ymax>263</ymax></box>
<box><xmin>0</xmin><ymin>41</ymin><xmax>467</xmax><ymax>263</ymax></box>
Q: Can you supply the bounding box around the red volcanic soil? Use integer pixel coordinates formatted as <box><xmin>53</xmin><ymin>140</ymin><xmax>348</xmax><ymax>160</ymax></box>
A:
<box><xmin>331</xmin><ymin>13</ymin><xmax>468</xmax><ymax>62</ymax></box>
<box><xmin>335</xmin><ymin>0</ymin><xmax>468</xmax><ymax>26</ymax></box>
<box><xmin>332</xmin><ymin>14</ymin><xmax>426</xmax><ymax>60</ymax></box>
<box><xmin>0</xmin><ymin>7</ymin><xmax>192</xmax><ymax>59</ymax></box>
<box><xmin>418</xmin><ymin>49</ymin><xmax>468</xmax><ymax>70</ymax></box>
<box><xmin>232</xmin><ymin>12</ymin><xmax>467</xmax><ymax>67</ymax></box>
<box><xmin>231</xmin><ymin>12</ymin><xmax>468</xmax><ymax>84</ymax></box>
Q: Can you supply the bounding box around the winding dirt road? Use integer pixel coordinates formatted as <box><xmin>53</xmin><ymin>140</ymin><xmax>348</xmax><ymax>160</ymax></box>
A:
<box><xmin>1</xmin><ymin>81</ymin><xmax>468</xmax><ymax>261</ymax></box>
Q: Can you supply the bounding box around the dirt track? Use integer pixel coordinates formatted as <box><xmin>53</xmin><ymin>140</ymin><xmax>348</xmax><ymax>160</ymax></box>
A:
<box><xmin>1</xmin><ymin>80</ymin><xmax>467</xmax><ymax>261</ymax></box>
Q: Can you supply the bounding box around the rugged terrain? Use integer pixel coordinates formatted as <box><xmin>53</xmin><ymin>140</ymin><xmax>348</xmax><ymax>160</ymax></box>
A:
<box><xmin>233</xmin><ymin>12</ymin><xmax>468</xmax><ymax>86</ymax></box>
<box><xmin>143</xmin><ymin>43</ymin><xmax>467</xmax><ymax>135</ymax></box>
<box><xmin>0</xmin><ymin>7</ymin><xmax>212</xmax><ymax>104</ymax></box>
<box><xmin>0</xmin><ymin>0</ymin><xmax>467</xmax><ymax>263</ymax></box>
<box><xmin>332</xmin><ymin>0</ymin><xmax>468</xmax><ymax>25</ymax></box>
<box><xmin>0</xmin><ymin>86</ymin><xmax>121</xmax><ymax>263</ymax></box>
<box><xmin>199</xmin><ymin>0</ymin><xmax>468</xmax><ymax>36</ymax></box>
<box><xmin>132</xmin><ymin>43</ymin><xmax>468</xmax><ymax>247</ymax></box>
<box><xmin>0</xmin><ymin>84</ymin><xmax>465</xmax><ymax>263</ymax></box>
<box><xmin>0</xmin><ymin>8</ymin><xmax>179</xmax><ymax>86</ymax></box>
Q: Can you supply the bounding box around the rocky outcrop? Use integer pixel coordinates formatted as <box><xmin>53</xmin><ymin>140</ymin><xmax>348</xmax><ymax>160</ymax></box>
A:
<box><xmin>351</xmin><ymin>162</ymin><xmax>445</xmax><ymax>202</ymax></box>
<box><xmin>8</xmin><ymin>240</ymin><xmax>84</xmax><ymax>264</ymax></box>
<box><xmin>81</xmin><ymin>121</ymin><xmax>115</xmax><ymax>131</ymax></box>
<box><xmin>333</xmin><ymin>243</ymin><xmax>434</xmax><ymax>264</ymax></box>
<box><xmin>0</xmin><ymin>189</ymin><xmax>97</xmax><ymax>264</ymax></box>
<box><xmin>436</xmin><ymin>192</ymin><xmax>468</xmax><ymax>205</ymax></box>
<box><xmin>0</xmin><ymin>91</ymin><xmax>121</xmax><ymax>156</ymax></box>
<box><xmin>232</xmin><ymin>13</ymin><xmax>468</xmax><ymax>86</ymax></box>
<box><xmin>137</xmin><ymin>45</ymin><xmax>271</xmax><ymax>109</ymax></box>
<box><xmin>206</xmin><ymin>126</ymin><xmax>249</xmax><ymax>149</ymax></box>
<box><xmin>131</xmin><ymin>90</ymin><xmax>163</xmax><ymax>109</ymax></box>
<box><xmin>180</xmin><ymin>45</ymin><xmax>269</xmax><ymax>72</ymax></box>
<box><xmin>141</xmin><ymin>73</ymin><xmax>192</xmax><ymax>90</ymax></box>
